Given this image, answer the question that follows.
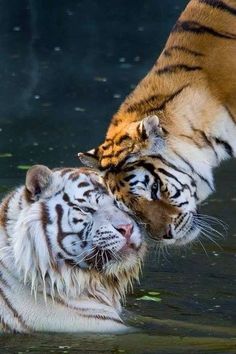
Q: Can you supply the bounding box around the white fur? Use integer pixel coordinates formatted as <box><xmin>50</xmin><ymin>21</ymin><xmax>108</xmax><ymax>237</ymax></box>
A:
<box><xmin>0</xmin><ymin>168</ymin><xmax>145</xmax><ymax>333</ymax></box>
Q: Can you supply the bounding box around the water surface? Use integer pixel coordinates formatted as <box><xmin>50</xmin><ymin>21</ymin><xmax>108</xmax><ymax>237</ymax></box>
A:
<box><xmin>0</xmin><ymin>1</ymin><xmax>235</xmax><ymax>353</ymax></box>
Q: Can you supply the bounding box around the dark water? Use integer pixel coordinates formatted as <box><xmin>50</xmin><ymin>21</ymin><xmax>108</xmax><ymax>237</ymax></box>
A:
<box><xmin>0</xmin><ymin>1</ymin><xmax>235</xmax><ymax>353</ymax></box>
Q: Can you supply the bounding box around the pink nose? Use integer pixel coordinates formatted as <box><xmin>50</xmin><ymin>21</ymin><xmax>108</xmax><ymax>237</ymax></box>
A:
<box><xmin>115</xmin><ymin>223</ymin><xmax>133</xmax><ymax>239</ymax></box>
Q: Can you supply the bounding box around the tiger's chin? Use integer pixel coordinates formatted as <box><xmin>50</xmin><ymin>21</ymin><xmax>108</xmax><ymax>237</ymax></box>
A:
<box><xmin>85</xmin><ymin>235</ymin><xmax>146</xmax><ymax>276</ymax></box>
<box><xmin>102</xmin><ymin>244</ymin><xmax>146</xmax><ymax>276</ymax></box>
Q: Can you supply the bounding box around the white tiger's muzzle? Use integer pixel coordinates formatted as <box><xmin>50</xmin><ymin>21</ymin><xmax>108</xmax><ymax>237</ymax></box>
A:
<box><xmin>89</xmin><ymin>207</ymin><xmax>144</xmax><ymax>271</ymax></box>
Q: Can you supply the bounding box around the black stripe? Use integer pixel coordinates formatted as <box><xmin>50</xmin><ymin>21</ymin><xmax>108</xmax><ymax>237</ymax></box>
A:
<box><xmin>101</xmin><ymin>145</ymin><xmax>133</xmax><ymax>161</ymax></box>
<box><xmin>76</xmin><ymin>198</ymin><xmax>86</xmax><ymax>203</ymax></box>
<box><xmin>172</xmin><ymin>149</ymin><xmax>214</xmax><ymax>192</ymax></box>
<box><xmin>198</xmin><ymin>0</ymin><xmax>236</xmax><ymax>16</ymax></box>
<box><xmin>171</xmin><ymin>189</ymin><xmax>181</xmax><ymax>199</ymax></box>
<box><xmin>126</xmin><ymin>94</ymin><xmax>162</xmax><ymax>114</ymax></box>
<box><xmin>176</xmin><ymin>201</ymin><xmax>189</xmax><ymax>208</ymax></box>
<box><xmin>83</xmin><ymin>189</ymin><xmax>95</xmax><ymax>197</ymax></box>
<box><xmin>41</xmin><ymin>202</ymin><xmax>56</xmax><ymax>268</ymax></box>
<box><xmin>144</xmin><ymin>85</ymin><xmax>189</xmax><ymax>115</ymax></box>
<box><xmin>164</xmin><ymin>45</ymin><xmax>204</xmax><ymax>57</ymax></box>
<box><xmin>126</xmin><ymin>85</ymin><xmax>188</xmax><ymax>115</ymax></box>
<box><xmin>0</xmin><ymin>286</ymin><xmax>29</xmax><ymax>331</ymax></box>
<box><xmin>102</xmin><ymin>146</ymin><xmax>129</xmax><ymax>159</ymax></box>
<box><xmin>138</xmin><ymin>122</ymin><xmax>148</xmax><ymax>140</ymax></box>
<box><xmin>179</xmin><ymin>134</ymin><xmax>203</xmax><ymax>148</ymax></box>
<box><xmin>0</xmin><ymin>192</ymin><xmax>15</xmax><ymax>229</ymax></box>
<box><xmin>129</xmin><ymin>180</ymin><xmax>139</xmax><ymax>187</ymax></box>
<box><xmin>54</xmin><ymin>298</ymin><xmax>124</xmax><ymax>325</ymax></box>
<box><xmin>0</xmin><ymin>270</ymin><xmax>10</xmax><ymax>289</ymax></box>
<box><xmin>156</xmin><ymin>64</ymin><xmax>202</xmax><ymax>75</ymax></box>
<box><xmin>59</xmin><ymin>168</ymin><xmax>75</xmax><ymax>176</ymax></box>
<box><xmin>102</xmin><ymin>141</ymin><xmax>113</xmax><ymax>151</ymax></box>
<box><xmin>133</xmin><ymin>162</ymin><xmax>159</xmax><ymax>179</ymax></box>
<box><xmin>84</xmin><ymin>223</ymin><xmax>93</xmax><ymax>240</ymax></box>
<box><xmin>205</xmin><ymin>137</ymin><xmax>219</xmax><ymax>162</ymax></box>
<box><xmin>101</xmin><ymin>144</ymin><xmax>111</xmax><ymax>151</ymax></box>
<box><xmin>146</xmin><ymin>154</ymin><xmax>196</xmax><ymax>185</ymax></box>
<box><xmin>101</xmin><ymin>153</ymin><xmax>114</xmax><ymax>160</ymax></box>
<box><xmin>158</xmin><ymin>85</ymin><xmax>189</xmax><ymax>111</ymax></box>
<box><xmin>124</xmin><ymin>174</ymin><xmax>136</xmax><ymax>182</ymax></box>
<box><xmin>173</xmin><ymin>20</ymin><xmax>236</xmax><ymax>40</ymax></box>
<box><xmin>114</xmin><ymin>147</ymin><xmax>128</xmax><ymax>157</ymax></box>
<box><xmin>157</xmin><ymin>168</ymin><xmax>188</xmax><ymax>189</ymax></box>
<box><xmin>106</xmin><ymin>154</ymin><xmax>132</xmax><ymax>172</ymax></box>
<box><xmin>188</xmin><ymin>126</ymin><xmax>219</xmax><ymax>161</ymax></box>
<box><xmin>214</xmin><ymin>137</ymin><xmax>234</xmax><ymax>157</ymax></box>
<box><xmin>115</xmin><ymin>134</ymin><xmax>130</xmax><ymax>145</ymax></box>
<box><xmin>56</xmin><ymin>204</ymin><xmax>78</xmax><ymax>257</ymax></box>
<box><xmin>178</xmin><ymin>213</ymin><xmax>191</xmax><ymax>231</ymax></box>
<box><xmin>225</xmin><ymin>105</ymin><xmax>236</xmax><ymax>124</ymax></box>
<box><xmin>63</xmin><ymin>193</ymin><xmax>70</xmax><ymax>202</ymax></box>
<box><xmin>78</xmin><ymin>182</ymin><xmax>90</xmax><ymax>188</ymax></box>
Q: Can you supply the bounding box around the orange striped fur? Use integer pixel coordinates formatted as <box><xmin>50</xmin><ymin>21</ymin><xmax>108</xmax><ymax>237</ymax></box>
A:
<box><xmin>79</xmin><ymin>0</ymin><xmax>236</xmax><ymax>245</ymax></box>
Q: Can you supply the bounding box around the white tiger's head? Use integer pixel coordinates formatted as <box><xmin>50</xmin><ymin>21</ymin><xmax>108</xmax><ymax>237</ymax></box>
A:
<box><xmin>9</xmin><ymin>165</ymin><xmax>145</xmax><ymax>299</ymax></box>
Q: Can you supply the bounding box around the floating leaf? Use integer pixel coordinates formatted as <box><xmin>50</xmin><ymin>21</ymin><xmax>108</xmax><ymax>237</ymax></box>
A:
<box><xmin>94</xmin><ymin>76</ymin><xmax>107</xmax><ymax>82</ymax></box>
<box><xmin>0</xmin><ymin>153</ymin><xmax>12</xmax><ymax>158</ymax></box>
<box><xmin>136</xmin><ymin>295</ymin><xmax>162</xmax><ymax>302</ymax></box>
<box><xmin>17</xmin><ymin>165</ymin><xmax>32</xmax><ymax>170</ymax></box>
<box><xmin>148</xmin><ymin>291</ymin><xmax>160</xmax><ymax>296</ymax></box>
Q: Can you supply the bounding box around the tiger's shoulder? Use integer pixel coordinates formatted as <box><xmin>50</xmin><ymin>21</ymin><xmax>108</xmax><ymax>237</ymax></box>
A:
<box><xmin>111</xmin><ymin>0</ymin><xmax>236</xmax><ymax>129</ymax></box>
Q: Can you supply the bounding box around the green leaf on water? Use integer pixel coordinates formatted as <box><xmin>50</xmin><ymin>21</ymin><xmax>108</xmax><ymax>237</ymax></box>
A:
<box><xmin>136</xmin><ymin>295</ymin><xmax>162</xmax><ymax>302</ymax></box>
<box><xmin>0</xmin><ymin>153</ymin><xmax>13</xmax><ymax>158</ymax></box>
<box><xmin>148</xmin><ymin>291</ymin><xmax>160</xmax><ymax>296</ymax></box>
<box><xmin>17</xmin><ymin>165</ymin><xmax>32</xmax><ymax>170</ymax></box>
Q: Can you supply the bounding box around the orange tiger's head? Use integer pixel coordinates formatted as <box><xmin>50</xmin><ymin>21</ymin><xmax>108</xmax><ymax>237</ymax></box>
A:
<box><xmin>79</xmin><ymin>115</ymin><xmax>166</xmax><ymax>171</ymax></box>
<box><xmin>79</xmin><ymin>114</ymin><xmax>212</xmax><ymax>246</ymax></box>
<box><xmin>103</xmin><ymin>157</ymin><xmax>203</xmax><ymax>246</ymax></box>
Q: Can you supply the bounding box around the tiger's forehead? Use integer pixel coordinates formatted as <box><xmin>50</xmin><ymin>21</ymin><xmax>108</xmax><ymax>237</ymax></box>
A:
<box><xmin>97</xmin><ymin>120</ymin><xmax>145</xmax><ymax>169</ymax></box>
<box><xmin>53</xmin><ymin>167</ymin><xmax>108</xmax><ymax>196</ymax></box>
<box><xmin>98</xmin><ymin>137</ymin><xmax>135</xmax><ymax>170</ymax></box>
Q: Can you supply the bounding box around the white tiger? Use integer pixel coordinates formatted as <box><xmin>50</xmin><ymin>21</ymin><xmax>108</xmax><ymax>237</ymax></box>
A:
<box><xmin>0</xmin><ymin>165</ymin><xmax>145</xmax><ymax>333</ymax></box>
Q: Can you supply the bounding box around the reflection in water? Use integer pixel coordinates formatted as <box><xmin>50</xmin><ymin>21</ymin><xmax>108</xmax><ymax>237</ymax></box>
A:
<box><xmin>0</xmin><ymin>0</ymin><xmax>235</xmax><ymax>352</ymax></box>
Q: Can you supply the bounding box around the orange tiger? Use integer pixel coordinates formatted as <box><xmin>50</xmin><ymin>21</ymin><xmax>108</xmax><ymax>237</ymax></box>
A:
<box><xmin>79</xmin><ymin>0</ymin><xmax>236</xmax><ymax>246</ymax></box>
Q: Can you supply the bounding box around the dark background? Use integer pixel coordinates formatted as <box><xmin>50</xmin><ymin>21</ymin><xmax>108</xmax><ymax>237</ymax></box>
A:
<box><xmin>0</xmin><ymin>1</ymin><xmax>235</xmax><ymax>353</ymax></box>
<box><xmin>0</xmin><ymin>0</ymin><xmax>188</xmax><ymax>177</ymax></box>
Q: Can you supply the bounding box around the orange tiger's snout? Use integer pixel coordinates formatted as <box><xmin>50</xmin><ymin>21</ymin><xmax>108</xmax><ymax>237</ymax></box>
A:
<box><xmin>134</xmin><ymin>198</ymin><xmax>179</xmax><ymax>240</ymax></box>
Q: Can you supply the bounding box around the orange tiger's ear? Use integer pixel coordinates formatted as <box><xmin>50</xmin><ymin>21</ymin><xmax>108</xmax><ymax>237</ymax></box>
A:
<box><xmin>25</xmin><ymin>165</ymin><xmax>53</xmax><ymax>200</ymax></box>
<box><xmin>139</xmin><ymin>115</ymin><xmax>164</xmax><ymax>139</ymax></box>
<box><xmin>78</xmin><ymin>149</ymin><xmax>100</xmax><ymax>169</ymax></box>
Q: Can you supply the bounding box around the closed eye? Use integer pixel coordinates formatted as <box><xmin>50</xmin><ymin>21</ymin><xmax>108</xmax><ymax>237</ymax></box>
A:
<box><xmin>80</xmin><ymin>206</ymin><xmax>96</xmax><ymax>214</ymax></box>
<box><xmin>72</xmin><ymin>205</ymin><xmax>96</xmax><ymax>214</ymax></box>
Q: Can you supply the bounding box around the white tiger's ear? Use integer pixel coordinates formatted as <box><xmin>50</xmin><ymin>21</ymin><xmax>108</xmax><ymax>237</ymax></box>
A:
<box><xmin>26</xmin><ymin>165</ymin><xmax>53</xmax><ymax>200</ymax></box>
<box><xmin>140</xmin><ymin>115</ymin><xmax>164</xmax><ymax>139</ymax></box>
<box><xmin>78</xmin><ymin>149</ymin><xmax>100</xmax><ymax>170</ymax></box>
